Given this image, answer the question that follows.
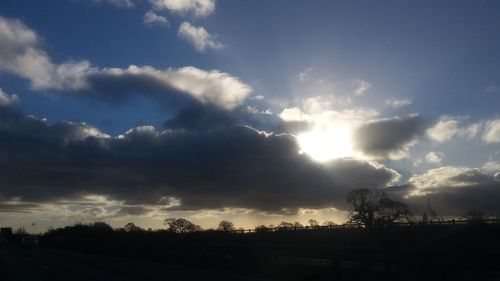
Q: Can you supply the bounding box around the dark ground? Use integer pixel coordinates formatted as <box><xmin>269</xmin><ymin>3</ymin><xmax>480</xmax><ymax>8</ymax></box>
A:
<box><xmin>2</xmin><ymin>222</ymin><xmax>500</xmax><ymax>280</ymax></box>
<box><xmin>0</xmin><ymin>244</ymin><xmax>265</xmax><ymax>281</ymax></box>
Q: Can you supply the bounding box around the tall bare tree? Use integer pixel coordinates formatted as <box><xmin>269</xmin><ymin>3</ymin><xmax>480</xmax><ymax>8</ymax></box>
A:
<box><xmin>347</xmin><ymin>188</ymin><xmax>412</xmax><ymax>228</ymax></box>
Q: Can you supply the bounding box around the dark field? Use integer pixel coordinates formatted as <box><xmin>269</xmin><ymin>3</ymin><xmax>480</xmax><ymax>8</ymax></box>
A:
<box><xmin>3</xmin><ymin>222</ymin><xmax>500</xmax><ymax>281</ymax></box>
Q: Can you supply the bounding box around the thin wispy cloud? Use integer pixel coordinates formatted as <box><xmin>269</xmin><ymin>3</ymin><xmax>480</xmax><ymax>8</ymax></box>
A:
<box><xmin>385</xmin><ymin>98</ymin><xmax>412</xmax><ymax>109</ymax></box>
<box><xmin>91</xmin><ymin>0</ymin><xmax>136</xmax><ymax>8</ymax></box>
<box><xmin>353</xmin><ymin>79</ymin><xmax>371</xmax><ymax>96</ymax></box>
<box><xmin>143</xmin><ymin>10</ymin><xmax>169</xmax><ymax>26</ymax></box>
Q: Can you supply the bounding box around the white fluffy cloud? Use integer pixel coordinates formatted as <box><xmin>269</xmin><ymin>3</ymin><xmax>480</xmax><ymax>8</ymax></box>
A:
<box><xmin>0</xmin><ymin>16</ymin><xmax>52</xmax><ymax>88</ymax></box>
<box><xmin>408</xmin><ymin>166</ymin><xmax>482</xmax><ymax>196</ymax></box>
<box><xmin>144</xmin><ymin>10</ymin><xmax>169</xmax><ymax>26</ymax></box>
<box><xmin>0</xmin><ymin>17</ymin><xmax>249</xmax><ymax>110</ymax></box>
<box><xmin>460</xmin><ymin>123</ymin><xmax>481</xmax><ymax>140</ymax></box>
<box><xmin>279</xmin><ymin>107</ymin><xmax>309</xmax><ymax>122</ymax></box>
<box><xmin>426</xmin><ymin>116</ymin><xmax>480</xmax><ymax>143</ymax></box>
<box><xmin>482</xmin><ymin>119</ymin><xmax>500</xmax><ymax>143</ymax></box>
<box><xmin>177</xmin><ymin>22</ymin><xmax>223</xmax><ymax>52</ymax></box>
<box><xmin>426</xmin><ymin>117</ymin><xmax>459</xmax><ymax>142</ymax></box>
<box><xmin>150</xmin><ymin>0</ymin><xmax>215</xmax><ymax>17</ymax></box>
<box><xmin>0</xmin><ymin>16</ymin><xmax>96</xmax><ymax>90</ymax></box>
<box><xmin>482</xmin><ymin>161</ymin><xmax>500</xmax><ymax>173</ymax></box>
<box><xmin>425</xmin><ymin>151</ymin><xmax>443</xmax><ymax>164</ymax></box>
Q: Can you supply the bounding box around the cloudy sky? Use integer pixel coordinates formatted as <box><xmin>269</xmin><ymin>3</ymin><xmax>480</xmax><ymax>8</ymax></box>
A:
<box><xmin>0</xmin><ymin>0</ymin><xmax>500</xmax><ymax>231</ymax></box>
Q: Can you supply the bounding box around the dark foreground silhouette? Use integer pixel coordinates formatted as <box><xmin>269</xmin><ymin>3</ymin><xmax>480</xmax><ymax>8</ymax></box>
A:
<box><xmin>0</xmin><ymin>244</ymin><xmax>261</xmax><ymax>281</ymax></box>
<box><xmin>2</xmin><ymin>221</ymin><xmax>500</xmax><ymax>281</ymax></box>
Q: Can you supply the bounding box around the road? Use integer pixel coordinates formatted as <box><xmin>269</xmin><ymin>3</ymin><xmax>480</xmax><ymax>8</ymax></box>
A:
<box><xmin>0</xmin><ymin>245</ymin><xmax>265</xmax><ymax>281</ymax></box>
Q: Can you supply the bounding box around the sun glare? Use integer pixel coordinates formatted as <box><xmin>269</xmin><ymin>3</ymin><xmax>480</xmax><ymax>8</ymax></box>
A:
<box><xmin>297</xmin><ymin>124</ymin><xmax>354</xmax><ymax>162</ymax></box>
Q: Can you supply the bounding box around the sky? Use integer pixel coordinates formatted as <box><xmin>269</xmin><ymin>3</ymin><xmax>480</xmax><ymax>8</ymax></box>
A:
<box><xmin>0</xmin><ymin>0</ymin><xmax>500</xmax><ymax>232</ymax></box>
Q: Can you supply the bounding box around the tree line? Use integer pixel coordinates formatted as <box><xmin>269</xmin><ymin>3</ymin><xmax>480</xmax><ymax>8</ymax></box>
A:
<box><xmin>5</xmin><ymin>188</ymin><xmax>492</xmax><ymax>236</ymax></box>
<box><xmin>113</xmin><ymin>188</ymin><xmax>491</xmax><ymax>234</ymax></box>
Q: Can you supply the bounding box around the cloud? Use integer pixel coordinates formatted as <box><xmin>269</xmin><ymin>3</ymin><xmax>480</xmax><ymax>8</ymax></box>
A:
<box><xmin>484</xmin><ymin>85</ymin><xmax>500</xmax><ymax>94</ymax></box>
<box><xmin>278</xmin><ymin>107</ymin><xmax>310</xmax><ymax>122</ymax></box>
<box><xmin>426</xmin><ymin>117</ymin><xmax>459</xmax><ymax>143</ymax></box>
<box><xmin>297</xmin><ymin>68</ymin><xmax>314</xmax><ymax>82</ymax></box>
<box><xmin>0</xmin><ymin>103</ymin><xmax>400</xmax><ymax>214</ymax></box>
<box><xmin>0</xmin><ymin>17</ymin><xmax>249</xmax><ymax>110</ymax></box>
<box><xmin>0</xmin><ymin>16</ymin><xmax>99</xmax><ymax>90</ymax></box>
<box><xmin>0</xmin><ymin>16</ymin><xmax>60</xmax><ymax>89</ymax></box>
<box><xmin>250</xmin><ymin>95</ymin><xmax>265</xmax><ymax>101</ymax></box>
<box><xmin>0</xmin><ymin>88</ymin><xmax>19</xmax><ymax>106</ymax></box>
<box><xmin>91</xmin><ymin>0</ymin><xmax>136</xmax><ymax>7</ymax></box>
<box><xmin>385</xmin><ymin>98</ymin><xmax>412</xmax><ymax>109</ymax></box>
<box><xmin>177</xmin><ymin>22</ymin><xmax>223</xmax><ymax>52</ymax></box>
<box><xmin>144</xmin><ymin>10</ymin><xmax>169</xmax><ymax>26</ymax></box>
<box><xmin>89</xmin><ymin>65</ymin><xmax>251</xmax><ymax>110</ymax></box>
<box><xmin>425</xmin><ymin>151</ymin><xmax>443</xmax><ymax>165</ymax></box>
<box><xmin>353</xmin><ymin>79</ymin><xmax>371</xmax><ymax>96</ymax></box>
<box><xmin>408</xmin><ymin>166</ymin><xmax>496</xmax><ymax>196</ymax></box>
<box><xmin>116</xmin><ymin>206</ymin><xmax>154</xmax><ymax>216</ymax></box>
<box><xmin>404</xmin><ymin>166</ymin><xmax>500</xmax><ymax>215</ymax></box>
<box><xmin>277</xmin><ymin>105</ymin><xmax>378</xmax><ymax>144</ymax></box>
<box><xmin>277</xmin><ymin>96</ymin><xmax>375</xmax><ymax>125</ymax></box>
<box><xmin>352</xmin><ymin>115</ymin><xmax>427</xmax><ymax>160</ymax></box>
<box><xmin>459</xmin><ymin>123</ymin><xmax>481</xmax><ymax>140</ymax></box>
<box><xmin>426</xmin><ymin>116</ymin><xmax>480</xmax><ymax>143</ymax></box>
<box><xmin>482</xmin><ymin>161</ymin><xmax>500</xmax><ymax>174</ymax></box>
<box><xmin>483</xmin><ymin>119</ymin><xmax>500</xmax><ymax>143</ymax></box>
<box><xmin>150</xmin><ymin>0</ymin><xmax>215</xmax><ymax>17</ymax></box>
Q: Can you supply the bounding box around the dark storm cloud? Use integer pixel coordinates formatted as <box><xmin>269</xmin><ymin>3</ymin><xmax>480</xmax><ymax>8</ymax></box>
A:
<box><xmin>405</xmin><ymin>183</ymin><xmax>500</xmax><ymax>216</ymax></box>
<box><xmin>389</xmin><ymin>167</ymin><xmax>500</xmax><ymax>216</ymax></box>
<box><xmin>83</xmin><ymin>71</ymin><xmax>193</xmax><ymax>107</ymax></box>
<box><xmin>0</xmin><ymin>103</ymin><xmax>399</xmax><ymax>214</ymax></box>
<box><xmin>352</xmin><ymin>115</ymin><xmax>428</xmax><ymax>159</ymax></box>
<box><xmin>162</xmin><ymin>102</ymin><xmax>283</xmax><ymax>132</ymax></box>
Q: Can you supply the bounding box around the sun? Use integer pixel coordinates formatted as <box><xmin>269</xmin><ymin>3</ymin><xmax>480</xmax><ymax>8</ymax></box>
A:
<box><xmin>297</xmin><ymin>124</ymin><xmax>354</xmax><ymax>162</ymax></box>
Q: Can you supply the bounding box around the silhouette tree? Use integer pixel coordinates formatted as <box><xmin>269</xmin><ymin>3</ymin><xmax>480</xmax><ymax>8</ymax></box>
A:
<box><xmin>308</xmin><ymin>219</ymin><xmax>319</xmax><ymax>227</ymax></box>
<box><xmin>218</xmin><ymin>220</ymin><xmax>235</xmax><ymax>232</ymax></box>
<box><xmin>423</xmin><ymin>198</ymin><xmax>440</xmax><ymax>223</ymax></box>
<box><xmin>323</xmin><ymin>221</ymin><xmax>337</xmax><ymax>227</ymax></box>
<box><xmin>347</xmin><ymin>188</ymin><xmax>412</xmax><ymax>228</ymax></box>
<box><xmin>255</xmin><ymin>225</ymin><xmax>270</xmax><ymax>232</ymax></box>
<box><xmin>278</xmin><ymin>221</ymin><xmax>294</xmax><ymax>229</ymax></box>
<box><xmin>93</xmin><ymin>222</ymin><xmax>114</xmax><ymax>232</ymax></box>
<box><xmin>463</xmin><ymin>209</ymin><xmax>485</xmax><ymax>222</ymax></box>
<box><xmin>124</xmin><ymin>222</ymin><xmax>143</xmax><ymax>232</ymax></box>
<box><xmin>15</xmin><ymin>227</ymin><xmax>27</xmax><ymax>235</ymax></box>
<box><xmin>164</xmin><ymin>218</ymin><xmax>202</xmax><ymax>233</ymax></box>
